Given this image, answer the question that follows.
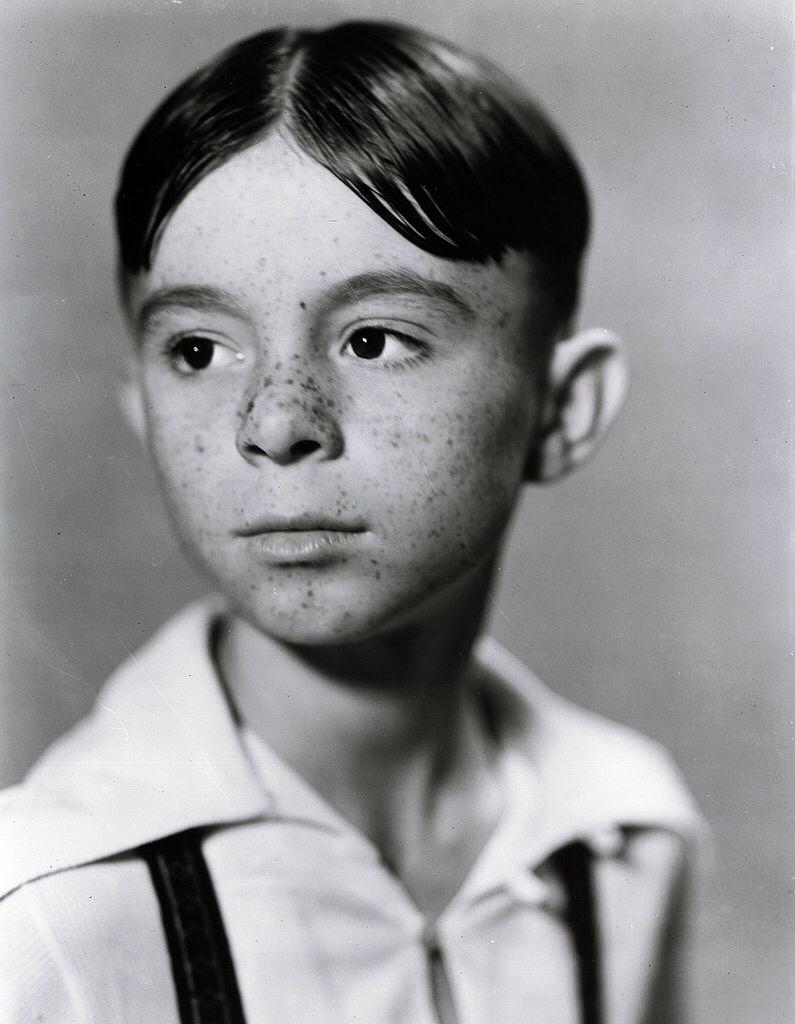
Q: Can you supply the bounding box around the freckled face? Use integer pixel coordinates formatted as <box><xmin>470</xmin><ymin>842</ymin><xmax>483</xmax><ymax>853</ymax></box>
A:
<box><xmin>129</xmin><ymin>135</ymin><xmax>551</xmax><ymax>644</ymax></box>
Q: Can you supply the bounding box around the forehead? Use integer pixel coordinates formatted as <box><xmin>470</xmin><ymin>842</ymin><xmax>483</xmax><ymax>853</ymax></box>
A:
<box><xmin>130</xmin><ymin>134</ymin><xmax>537</xmax><ymax>322</ymax></box>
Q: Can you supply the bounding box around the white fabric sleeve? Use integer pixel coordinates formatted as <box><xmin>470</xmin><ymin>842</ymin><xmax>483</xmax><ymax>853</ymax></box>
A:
<box><xmin>0</xmin><ymin>883</ymin><xmax>84</xmax><ymax>1024</ymax></box>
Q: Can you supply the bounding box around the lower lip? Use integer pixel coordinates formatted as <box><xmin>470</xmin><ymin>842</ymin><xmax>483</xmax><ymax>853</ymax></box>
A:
<box><xmin>242</xmin><ymin>530</ymin><xmax>367</xmax><ymax>564</ymax></box>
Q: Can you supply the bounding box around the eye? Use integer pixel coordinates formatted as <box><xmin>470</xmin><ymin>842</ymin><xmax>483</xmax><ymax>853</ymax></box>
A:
<box><xmin>341</xmin><ymin>327</ymin><xmax>426</xmax><ymax>367</ymax></box>
<box><xmin>168</xmin><ymin>335</ymin><xmax>242</xmax><ymax>375</ymax></box>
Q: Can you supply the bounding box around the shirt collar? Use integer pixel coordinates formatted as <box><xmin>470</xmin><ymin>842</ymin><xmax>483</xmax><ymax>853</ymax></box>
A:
<box><xmin>0</xmin><ymin>598</ymin><xmax>701</xmax><ymax>899</ymax></box>
<box><xmin>0</xmin><ymin>598</ymin><xmax>268</xmax><ymax>898</ymax></box>
<box><xmin>475</xmin><ymin>637</ymin><xmax>702</xmax><ymax>861</ymax></box>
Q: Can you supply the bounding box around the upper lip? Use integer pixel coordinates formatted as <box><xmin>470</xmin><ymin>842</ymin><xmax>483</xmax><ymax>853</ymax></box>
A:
<box><xmin>234</xmin><ymin>516</ymin><xmax>368</xmax><ymax>537</ymax></box>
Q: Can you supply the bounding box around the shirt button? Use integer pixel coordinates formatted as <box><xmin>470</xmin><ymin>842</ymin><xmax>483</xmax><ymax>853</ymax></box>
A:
<box><xmin>586</xmin><ymin>827</ymin><xmax>625</xmax><ymax>857</ymax></box>
<box><xmin>421</xmin><ymin>924</ymin><xmax>440</xmax><ymax>953</ymax></box>
<box><xmin>507</xmin><ymin>870</ymin><xmax>549</xmax><ymax>905</ymax></box>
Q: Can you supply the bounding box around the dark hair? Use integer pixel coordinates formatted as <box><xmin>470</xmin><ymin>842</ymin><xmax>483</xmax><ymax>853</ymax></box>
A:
<box><xmin>115</xmin><ymin>21</ymin><xmax>590</xmax><ymax>317</ymax></box>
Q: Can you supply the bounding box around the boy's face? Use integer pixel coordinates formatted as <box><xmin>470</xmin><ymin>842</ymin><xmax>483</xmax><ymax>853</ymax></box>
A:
<box><xmin>128</xmin><ymin>134</ymin><xmax>553</xmax><ymax>644</ymax></box>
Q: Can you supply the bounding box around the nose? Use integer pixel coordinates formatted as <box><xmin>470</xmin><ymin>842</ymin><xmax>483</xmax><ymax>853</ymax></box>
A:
<box><xmin>235</xmin><ymin>373</ymin><xmax>344</xmax><ymax>466</ymax></box>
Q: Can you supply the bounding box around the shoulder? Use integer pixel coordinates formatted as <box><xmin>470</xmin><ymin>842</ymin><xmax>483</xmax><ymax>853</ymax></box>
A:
<box><xmin>476</xmin><ymin>639</ymin><xmax>707</xmax><ymax>1018</ymax></box>
<box><xmin>0</xmin><ymin>854</ymin><xmax>174</xmax><ymax>1023</ymax></box>
<box><xmin>0</xmin><ymin>597</ymin><xmax>267</xmax><ymax>901</ymax></box>
<box><xmin>476</xmin><ymin>637</ymin><xmax>704</xmax><ymax>841</ymax></box>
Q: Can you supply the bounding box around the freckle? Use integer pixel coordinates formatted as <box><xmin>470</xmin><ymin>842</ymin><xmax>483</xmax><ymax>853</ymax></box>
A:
<box><xmin>299</xmin><ymin>301</ymin><xmax>306</xmax><ymax>310</ymax></box>
<box><xmin>245</xmin><ymin>398</ymin><xmax>255</xmax><ymax>415</ymax></box>
<box><xmin>285</xmin><ymin>378</ymin><xmax>294</xmax><ymax>385</ymax></box>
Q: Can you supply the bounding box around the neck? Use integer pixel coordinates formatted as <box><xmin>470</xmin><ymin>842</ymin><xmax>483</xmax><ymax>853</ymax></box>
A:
<box><xmin>215</xmin><ymin>564</ymin><xmax>499</xmax><ymax>864</ymax></box>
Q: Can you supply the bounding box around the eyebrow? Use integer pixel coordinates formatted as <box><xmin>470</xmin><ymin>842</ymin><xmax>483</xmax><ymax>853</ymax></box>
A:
<box><xmin>135</xmin><ymin>270</ymin><xmax>476</xmax><ymax>333</ymax></box>
<box><xmin>136</xmin><ymin>285</ymin><xmax>250</xmax><ymax>331</ymax></box>
<box><xmin>318</xmin><ymin>270</ymin><xmax>475</xmax><ymax>322</ymax></box>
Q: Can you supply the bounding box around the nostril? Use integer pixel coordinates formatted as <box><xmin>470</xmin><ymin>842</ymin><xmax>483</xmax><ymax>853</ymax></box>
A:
<box><xmin>290</xmin><ymin>439</ymin><xmax>322</xmax><ymax>458</ymax></box>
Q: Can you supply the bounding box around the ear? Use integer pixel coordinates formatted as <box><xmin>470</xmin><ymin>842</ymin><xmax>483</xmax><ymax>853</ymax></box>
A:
<box><xmin>117</xmin><ymin>359</ymin><xmax>147</xmax><ymax>443</ymax></box>
<box><xmin>527</xmin><ymin>327</ymin><xmax>628</xmax><ymax>482</ymax></box>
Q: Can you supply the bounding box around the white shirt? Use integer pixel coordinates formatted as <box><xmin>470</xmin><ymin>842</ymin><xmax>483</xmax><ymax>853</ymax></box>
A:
<box><xmin>0</xmin><ymin>599</ymin><xmax>703</xmax><ymax>1024</ymax></box>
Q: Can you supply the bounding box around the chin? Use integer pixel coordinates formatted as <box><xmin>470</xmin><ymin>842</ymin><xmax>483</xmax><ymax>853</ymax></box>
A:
<box><xmin>194</xmin><ymin>548</ymin><xmax>489</xmax><ymax>648</ymax></box>
<box><xmin>218</xmin><ymin>580</ymin><xmax>401</xmax><ymax>647</ymax></box>
<box><xmin>242</xmin><ymin>605</ymin><xmax>396</xmax><ymax>647</ymax></box>
<box><xmin>231</xmin><ymin>575</ymin><xmax>464</xmax><ymax>649</ymax></box>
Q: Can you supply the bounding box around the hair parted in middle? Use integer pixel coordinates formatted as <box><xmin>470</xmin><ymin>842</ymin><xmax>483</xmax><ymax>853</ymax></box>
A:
<box><xmin>116</xmin><ymin>21</ymin><xmax>590</xmax><ymax>317</ymax></box>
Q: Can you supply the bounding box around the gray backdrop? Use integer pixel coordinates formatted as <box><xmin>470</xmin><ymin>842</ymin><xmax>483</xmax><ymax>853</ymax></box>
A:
<box><xmin>2</xmin><ymin>1</ymin><xmax>791</xmax><ymax>1021</ymax></box>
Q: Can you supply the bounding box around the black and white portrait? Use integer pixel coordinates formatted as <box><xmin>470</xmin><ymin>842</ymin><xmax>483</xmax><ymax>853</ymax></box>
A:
<box><xmin>1</xmin><ymin>3</ymin><xmax>789</xmax><ymax>1023</ymax></box>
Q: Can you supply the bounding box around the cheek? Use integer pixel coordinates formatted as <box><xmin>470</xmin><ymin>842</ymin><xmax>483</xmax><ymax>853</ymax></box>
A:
<box><xmin>365</xmin><ymin>377</ymin><xmax>534</xmax><ymax>539</ymax></box>
<box><xmin>143</xmin><ymin>386</ymin><xmax>238</xmax><ymax>531</ymax></box>
<box><xmin>416</xmin><ymin>375</ymin><xmax>533</xmax><ymax>480</ymax></box>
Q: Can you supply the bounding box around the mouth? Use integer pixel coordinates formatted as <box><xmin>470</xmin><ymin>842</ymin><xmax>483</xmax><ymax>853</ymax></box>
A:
<box><xmin>234</xmin><ymin>517</ymin><xmax>369</xmax><ymax>564</ymax></box>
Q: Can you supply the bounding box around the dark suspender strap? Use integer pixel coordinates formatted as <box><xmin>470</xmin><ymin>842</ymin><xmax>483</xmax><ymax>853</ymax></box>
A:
<box><xmin>550</xmin><ymin>840</ymin><xmax>603</xmax><ymax>1024</ymax></box>
<box><xmin>140</xmin><ymin>828</ymin><xmax>599</xmax><ymax>1024</ymax></box>
<box><xmin>139</xmin><ymin>829</ymin><xmax>247</xmax><ymax>1024</ymax></box>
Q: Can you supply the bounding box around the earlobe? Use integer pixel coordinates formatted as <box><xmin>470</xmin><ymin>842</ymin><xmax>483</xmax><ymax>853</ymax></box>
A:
<box><xmin>527</xmin><ymin>328</ymin><xmax>628</xmax><ymax>483</ymax></box>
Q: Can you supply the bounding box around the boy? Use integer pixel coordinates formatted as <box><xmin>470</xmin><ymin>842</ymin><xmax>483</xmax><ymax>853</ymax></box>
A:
<box><xmin>0</xmin><ymin>21</ymin><xmax>701</xmax><ymax>1024</ymax></box>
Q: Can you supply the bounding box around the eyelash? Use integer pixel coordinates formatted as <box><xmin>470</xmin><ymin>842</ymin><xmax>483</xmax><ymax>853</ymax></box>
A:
<box><xmin>162</xmin><ymin>334</ymin><xmax>241</xmax><ymax>375</ymax></box>
<box><xmin>159</xmin><ymin>325</ymin><xmax>430</xmax><ymax>376</ymax></box>
<box><xmin>339</xmin><ymin>325</ymin><xmax>429</xmax><ymax>369</ymax></box>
